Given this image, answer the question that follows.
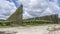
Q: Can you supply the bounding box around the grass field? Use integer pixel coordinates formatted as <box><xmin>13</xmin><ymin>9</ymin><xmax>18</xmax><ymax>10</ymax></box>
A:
<box><xmin>0</xmin><ymin>20</ymin><xmax>53</xmax><ymax>28</ymax></box>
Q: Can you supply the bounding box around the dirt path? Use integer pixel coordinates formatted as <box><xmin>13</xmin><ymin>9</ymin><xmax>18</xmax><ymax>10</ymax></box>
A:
<box><xmin>0</xmin><ymin>25</ymin><xmax>60</xmax><ymax>34</ymax></box>
<box><xmin>0</xmin><ymin>26</ymin><xmax>48</xmax><ymax>34</ymax></box>
<box><xmin>16</xmin><ymin>26</ymin><xmax>48</xmax><ymax>34</ymax></box>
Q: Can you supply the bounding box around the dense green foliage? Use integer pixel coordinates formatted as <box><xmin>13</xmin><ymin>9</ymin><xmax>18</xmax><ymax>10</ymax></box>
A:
<box><xmin>23</xmin><ymin>14</ymin><xmax>59</xmax><ymax>25</ymax></box>
<box><xmin>0</xmin><ymin>21</ymin><xmax>20</xmax><ymax>27</ymax></box>
<box><xmin>23</xmin><ymin>20</ymin><xmax>53</xmax><ymax>24</ymax></box>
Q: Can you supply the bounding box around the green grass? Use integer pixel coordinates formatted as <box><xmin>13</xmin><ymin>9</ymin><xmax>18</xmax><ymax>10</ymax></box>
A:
<box><xmin>0</xmin><ymin>21</ymin><xmax>53</xmax><ymax>28</ymax></box>
<box><xmin>0</xmin><ymin>20</ymin><xmax>58</xmax><ymax>28</ymax></box>
<box><xmin>0</xmin><ymin>21</ymin><xmax>21</xmax><ymax>28</ymax></box>
<box><xmin>22</xmin><ymin>20</ymin><xmax>58</xmax><ymax>26</ymax></box>
<box><xmin>0</xmin><ymin>23</ymin><xmax>48</xmax><ymax>28</ymax></box>
<box><xmin>0</xmin><ymin>23</ymin><xmax>56</xmax><ymax>28</ymax></box>
<box><xmin>21</xmin><ymin>23</ymin><xmax>53</xmax><ymax>26</ymax></box>
<box><xmin>0</xmin><ymin>24</ymin><xmax>20</xmax><ymax>28</ymax></box>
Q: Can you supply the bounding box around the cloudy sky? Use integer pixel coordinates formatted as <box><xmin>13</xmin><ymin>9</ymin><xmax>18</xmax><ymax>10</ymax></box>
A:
<box><xmin>0</xmin><ymin>0</ymin><xmax>60</xmax><ymax>20</ymax></box>
<box><xmin>0</xmin><ymin>0</ymin><xmax>21</xmax><ymax>20</ymax></box>
<box><xmin>22</xmin><ymin>0</ymin><xmax>60</xmax><ymax>19</ymax></box>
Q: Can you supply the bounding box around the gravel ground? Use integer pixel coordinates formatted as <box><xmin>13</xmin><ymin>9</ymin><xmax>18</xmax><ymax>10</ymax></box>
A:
<box><xmin>0</xmin><ymin>25</ymin><xmax>60</xmax><ymax>34</ymax></box>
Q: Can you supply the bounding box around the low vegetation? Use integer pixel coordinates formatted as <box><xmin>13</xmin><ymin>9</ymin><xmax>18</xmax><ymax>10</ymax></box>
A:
<box><xmin>22</xmin><ymin>14</ymin><xmax>59</xmax><ymax>26</ymax></box>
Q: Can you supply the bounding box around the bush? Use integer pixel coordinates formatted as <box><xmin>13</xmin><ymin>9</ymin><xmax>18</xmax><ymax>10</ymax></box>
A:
<box><xmin>0</xmin><ymin>21</ymin><xmax>20</xmax><ymax>26</ymax></box>
<box><xmin>23</xmin><ymin>20</ymin><xmax>53</xmax><ymax>25</ymax></box>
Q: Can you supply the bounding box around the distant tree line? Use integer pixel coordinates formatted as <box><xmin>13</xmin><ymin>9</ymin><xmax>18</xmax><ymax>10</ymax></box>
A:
<box><xmin>23</xmin><ymin>14</ymin><xmax>59</xmax><ymax>24</ymax></box>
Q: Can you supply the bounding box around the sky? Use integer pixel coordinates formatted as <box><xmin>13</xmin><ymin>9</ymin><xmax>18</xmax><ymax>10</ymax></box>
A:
<box><xmin>0</xmin><ymin>0</ymin><xmax>60</xmax><ymax>20</ymax></box>
<box><xmin>22</xmin><ymin>0</ymin><xmax>60</xmax><ymax>19</ymax></box>
<box><xmin>0</xmin><ymin>0</ymin><xmax>21</xmax><ymax>20</ymax></box>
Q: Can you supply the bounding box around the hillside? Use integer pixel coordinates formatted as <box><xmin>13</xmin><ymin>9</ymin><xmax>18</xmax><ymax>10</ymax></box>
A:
<box><xmin>23</xmin><ymin>14</ymin><xmax>59</xmax><ymax>24</ymax></box>
<box><xmin>26</xmin><ymin>14</ymin><xmax>58</xmax><ymax>21</ymax></box>
<box><xmin>0</xmin><ymin>5</ymin><xmax>23</xmax><ymax>26</ymax></box>
<box><xmin>7</xmin><ymin>5</ymin><xmax>23</xmax><ymax>23</ymax></box>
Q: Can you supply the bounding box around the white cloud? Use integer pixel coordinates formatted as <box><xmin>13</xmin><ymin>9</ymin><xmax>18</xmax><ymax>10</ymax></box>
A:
<box><xmin>0</xmin><ymin>0</ymin><xmax>59</xmax><ymax>20</ymax></box>
<box><xmin>0</xmin><ymin>0</ymin><xmax>17</xmax><ymax>20</ymax></box>
<box><xmin>23</xmin><ymin>12</ymin><xmax>33</xmax><ymax>19</ymax></box>
<box><xmin>49</xmin><ymin>0</ymin><xmax>60</xmax><ymax>17</ymax></box>
<box><xmin>21</xmin><ymin>0</ymin><xmax>60</xmax><ymax>19</ymax></box>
